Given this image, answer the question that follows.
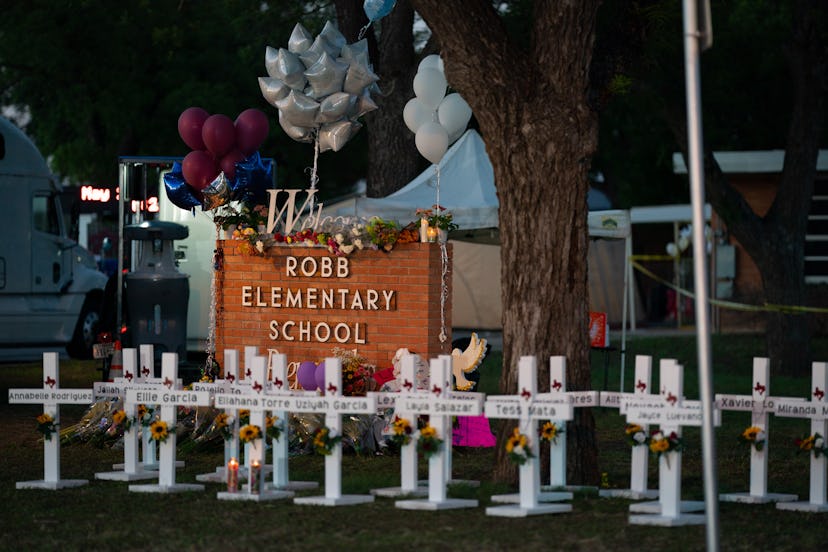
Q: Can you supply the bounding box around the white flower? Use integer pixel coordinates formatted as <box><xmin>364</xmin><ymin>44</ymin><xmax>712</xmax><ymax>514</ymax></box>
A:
<box><xmin>513</xmin><ymin>445</ymin><xmax>525</xmax><ymax>457</ymax></box>
<box><xmin>353</xmin><ymin>238</ymin><xmax>363</xmax><ymax>249</ymax></box>
<box><xmin>335</xmin><ymin>233</ymin><xmax>345</xmax><ymax>244</ymax></box>
<box><xmin>304</xmin><ymin>239</ymin><xmax>315</xmax><ymax>247</ymax></box>
<box><xmin>255</xmin><ymin>240</ymin><xmax>264</xmax><ymax>253</ymax></box>
<box><xmin>633</xmin><ymin>431</ymin><xmax>647</xmax><ymax>444</ymax></box>
<box><xmin>755</xmin><ymin>430</ymin><xmax>766</xmax><ymax>443</ymax></box>
<box><xmin>341</xmin><ymin>244</ymin><xmax>354</xmax><ymax>255</ymax></box>
<box><xmin>650</xmin><ymin>431</ymin><xmax>664</xmax><ymax>442</ymax></box>
<box><xmin>816</xmin><ymin>436</ymin><xmax>824</xmax><ymax>448</ymax></box>
<box><xmin>351</xmin><ymin>226</ymin><xmax>361</xmax><ymax>237</ymax></box>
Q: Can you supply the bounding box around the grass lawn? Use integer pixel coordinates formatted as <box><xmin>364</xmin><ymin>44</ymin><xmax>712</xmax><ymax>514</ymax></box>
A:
<box><xmin>1</xmin><ymin>334</ymin><xmax>827</xmax><ymax>551</ymax></box>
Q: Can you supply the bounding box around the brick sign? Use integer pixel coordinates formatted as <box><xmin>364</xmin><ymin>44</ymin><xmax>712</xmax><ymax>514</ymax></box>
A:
<box><xmin>216</xmin><ymin>242</ymin><xmax>452</xmax><ymax>374</ymax></box>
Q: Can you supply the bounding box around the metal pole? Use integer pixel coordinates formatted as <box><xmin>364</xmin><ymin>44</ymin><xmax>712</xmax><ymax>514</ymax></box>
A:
<box><xmin>116</xmin><ymin>163</ymin><xmax>126</xmax><ymax>337</ymax></box>
<box><xmin>682</xmin><ymin>1</ymin><xmax>719</xmax><ymax>549</ymax></box>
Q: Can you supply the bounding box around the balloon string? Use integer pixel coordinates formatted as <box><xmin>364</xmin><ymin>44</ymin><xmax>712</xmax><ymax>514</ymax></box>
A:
<box><xmin>205</xmin><ymin>225</ymin><xmax>221</xmax><ymax>378</ymax></box>
<box><xmin>307</xmin><ymin>131</ymin><xmax>321</xmax><ymax>214</ymax></box>
<box><xmin>358</xmin><ymin>22</ymin><xmax>372</xmax><ymax>41</ymax></box>
<box><xmin>439</xmin><ymin>241</ymin><xmax>448</xmax><ymax>344</ymax></box>
<box><xmin>435</xmin><ymin>164</ymin><xmax>441</xmax><ymax>208</ymax></box>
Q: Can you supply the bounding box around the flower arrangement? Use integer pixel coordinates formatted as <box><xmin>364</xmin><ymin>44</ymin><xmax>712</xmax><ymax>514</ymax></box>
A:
<box><xmin>365</xmin><ymin>216</ymin><xmax>400</xmax><ymax>252</ymax></box>
<box><xmin>796</xmin><ymin>433</ymin><xmax>828</xmax><ymax>458</ymax></box>
<box><xmin>648</xmin><ymin>429</ymin><xmax>684</xmax><ymax>467</ymax></box>
<box><xmin>417</xmin><ymin>423</ymin><xmax>443</xmax><ymax>459</ymax></box>
<box><xmin>390</xmin><ymin>416</ymin><xmax>413</xmax><ymax>447</ymax></box>
<box><xmin>213</xmin><ymin>412</ymin><xmax>233</xmax><ymax>441</ymax></box>
<box><xmin>135</xmin><ymin>404</ymin><xmax>155</xmax><ymax>427</ymax></box>
<box><xmin>238</xmin><ymin>409</ymin><xmax>250</xmax><ymax>426</ymax></box>
<box><xmin>625</xmin><ymin>423</ymin><xmax>648</xmax><ymax>447</ymax></box>
<box><xmin>312</xmin><ymin>426</ymin><xmax>342</xmax><ymax>455</ymax></box>
<box><xmin>506</xmin><ymin>427</ymin><xmax>534</xmax><ymax>465</ymax></box>
<box><xmin>149</xmin><ymin>420</ymin><xmax>171</xmax><ymax>443</ymax></box>
<box><xmin>214</xmin><ymin>200</ymin><xmax>269</xmax><ymax>230</ymax></box>
<box><xmin>415</xmin><ymin>204</ymin><xmax>459</xmax><ymax>232</ymax></box>
<box><xmin>739</xmin><ymin>426</ymin><xmax>766</xmax><ymax>452</ymax></box>
<box><xmin>265</xmin><ymin>415</ymin><xmax>283</xmax><ymax>441</ymax></box>
<box><xmin>334</xmin><ymin>347</ymin><xmax>376</xmax><ymax>396</ymax></box>
<box><xmin>239</xmin><ymin>424</ymin><xmax>262</xmax><ymax>444</ymax></box>
<box><xmin>111</xmin><ymin>409</ymin><xmax>132</xmax><ymax>432</ymax></box>
<box><xmin>232</xmin><ymin>224</ymin><xmax>273</xmax><ymax>256</ymax></box>
<box><xmin>540</xmin><ymin>421</ymin><xmax>564</xmax><ymax>445</ymax></box>
<box><xmin>36</xmin><ymin>413</ymin><xmax>58</xmax><ymax>441</ymax></box>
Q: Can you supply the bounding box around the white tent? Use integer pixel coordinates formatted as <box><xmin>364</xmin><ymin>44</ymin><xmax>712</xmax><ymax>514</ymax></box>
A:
<box><xmin>323</xmin><ymin>129</ymin><xmax>637</xmax><ymax>371</ymax></box>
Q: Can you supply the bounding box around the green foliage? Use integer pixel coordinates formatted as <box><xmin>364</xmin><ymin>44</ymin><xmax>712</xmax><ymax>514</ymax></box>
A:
<box><xmin>0</xmin><ymin>1</ymin><xmax>362</xmax><ymax>198</ymax></box>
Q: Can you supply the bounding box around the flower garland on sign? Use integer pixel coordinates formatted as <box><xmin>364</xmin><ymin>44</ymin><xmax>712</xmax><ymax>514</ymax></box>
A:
<box><xmin>739</xmin><ymin>425</ymin><xmax>766</xmax><ymax>452</ymax></box>
<box><xmin>239</xmin><ymin>424</ymin><xmax>262</xmax><ymax>444</ymax></box>
<box><xmin>149</xmin><ymin>420</ymin><xmax>172</xmax><ymax>443</ymax></box>
<box><xmin>625</xmin><ymin>423</ymin><xmax>648</xmax><ymax>447</ymax></box>
<box><xmin>36</xmin><ymin>413</ymin><xmax>58</xmax><ymax>441</ymax></box>
<box><xmin>313</xmin><ymin>426</ymin><xmax>342</xmax><ymax>456</ymax></box>
<box><xmin>506</xmin><ymin>427</ymin><xmax>534</xmax><ymax>465</ymax></box>
<box><xmin>390</xmin><ymin>416</ymin><xmax>413</xmax><ymax>447</ymax></box>
<box><xmin>796</xmin><ymin>433</ymin><xmax>828</xmax><ymax>458</ymax></box>
<box><xmin>540</xmin><ymin>421</ymin><xmax>564</xmax><ymax>445</ymax></box>
<box><xmin>417</xmin><ymin>423</ymin><xmax>443</xmax><ymax>459</ymax></box>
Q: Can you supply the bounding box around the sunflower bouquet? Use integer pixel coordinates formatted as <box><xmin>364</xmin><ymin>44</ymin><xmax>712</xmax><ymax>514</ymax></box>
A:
<box><xmin>36</xmin><ymin>413</ymin><xmax>58</xmax><ymax>441</ymax></box>
<box><xmin>540</xmin><ymin>421</ymin><xmax>564</xmax><ymax>445</ymax></box>
<box><xmin>506</xmin><ymin>427</ymin><xmax>534</xmax><ymax>465</ymax></box>
<box><xmin>111</xmin><ymin>409</ymin><xmax>132</xmax><ymax>432</ymax></box>
<box><xmin>625</xmin><ymin>423</ymin><xmax>648</xmax><ymax>447</ymax></box>
<box><xmin>134</xmin><ymin>404</ymin><xmax>155</xmax><ymax>427</ymax></box>
<box><xmin>265</xmin><ymin>415</ymin><xmax>283</xmax><ymax>441</ymax></box>
<box><xmin>312</xmin><ymin>426</ymin><xmax>342</xmax><ymax>456</ymax></box>
<box><xmin>239</xmin><ymin>424</ymin><xmax>262</xmax><ymax>444</ymax></box>
<box><xmin>796</xmin><ymin>433</ymin><xmax>828</xmax><ymax>458</ymax></box>
<box><xmin>213</xmin><ymin>412</ymin><xmax>233</xmax><ymax>441</ymax></box>
<box><xmin>739</xmin><ymin>425</ymin><xmax>766</xmax><ymax>452</ymax></box>
<box><xmin>390</xmin><ymin>416</ymin><xmax>413</xmax><ymax>447</ymax></box>
<box><xmin>648</xmin><ymin>429</ymin><xmax>684</xmax><ymax>468</ymax></box>
<box><xmin>416</xmin><ymin>423</ymin><xmax>443</xmax><ymax>459</ymax></box>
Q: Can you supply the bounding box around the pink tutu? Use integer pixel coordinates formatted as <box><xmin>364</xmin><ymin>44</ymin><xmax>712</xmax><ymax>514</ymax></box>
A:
<box><xmin>452</xmin><ymin>415</ymin><xmax>496</xmax><ymax>447</ymax></box>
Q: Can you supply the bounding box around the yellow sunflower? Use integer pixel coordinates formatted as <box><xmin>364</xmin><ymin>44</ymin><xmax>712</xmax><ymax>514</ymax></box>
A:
<box><xmin>540</xmin><ymin>421</ymin><xmax>561</xmax><ymax>443</ymax></box>
<box><xmin>214</xmin><ymin>412</ymin><xmax>229</xmax><ymax>428</ymax></box>
<box><xmin>239</xmin><ymin>424</ymin><xmax>261</xmax><ymax>443</ymax></box>
<box><xmin>36</xmin><ymin>413</ymin><xmax>53</xmax><ymax>425</ymax></box>
<box><xmin>149</xmin><ymin>420</ymin><xmax>169</xmax><ymax>442</ymax></box>
<box><xmin>649</xmin><ymin>437</ymin><xmax>670</xmax><ymax>453</ymax></box>
<box><xmin>112</xmin><ymin>410</ymin><xmax>126</xmax><ymax>425</ymax></box>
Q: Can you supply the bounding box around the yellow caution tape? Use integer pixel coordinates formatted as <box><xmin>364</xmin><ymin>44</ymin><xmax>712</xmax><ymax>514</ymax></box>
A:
<box><xmin>630</xmin><ymin>259</ymin><xmax>828</xmax><ymax>314</ymax></box>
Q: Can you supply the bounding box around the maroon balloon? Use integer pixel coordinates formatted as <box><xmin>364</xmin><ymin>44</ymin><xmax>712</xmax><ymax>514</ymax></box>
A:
<box><xmin>235</xmin><ymin>108</ymin><xmax>270</xmax><ymax>156</ymax></box>
<box><xmin>181</xmin><ymin>150</ymin><xmax>219</xmax><ymax>191</ymax></box>
<box><xmin>201</xmin><ymin>114</ymin><xmax>236</xmax><ymax>157</ymax></box>
<box><xmin>177</xmin><ymin>107</ymin><xmax>210</xmax><ymax>150</ymax></box>
<box><xmin>219</xmin><ymin>149</ymin><xmax>246</xmax><ymax>180</ymax></box>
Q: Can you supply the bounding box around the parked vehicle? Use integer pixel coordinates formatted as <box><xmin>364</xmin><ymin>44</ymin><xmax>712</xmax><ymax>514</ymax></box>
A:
<box><xmin>0</xmin><ymin>117</ymin><xmax>108</xmax><ymax>358</ymax></box>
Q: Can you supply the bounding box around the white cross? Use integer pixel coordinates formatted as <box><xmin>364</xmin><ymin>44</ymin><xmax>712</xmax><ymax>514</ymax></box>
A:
<box><xmin>716</xmin><ymin>357</ymin><xmax>798</xmax><ymax>504</ymax></box>
<box><xmin>625</xmin><ymin>359</ymin><xmax>707</xmax><ymax>526</ymax></box>
<box><xmin>395</xmin><ymin>355</ymin><xmax>484</xmax><ymax>511</ymax></box>
<box><xmin>775</xmin><ymin>362</ymin><xmax>828</xmax><ymax>513</ymax></box>
<box><xmin>127</xmin><ymin>352</ymin><xmax>211</xmax><ymax>493</ymax></box>
<box><xmin>599</xmin><ymin>355</ymin><xmax>658</xmax><ymax>499</ymax></box>
<box><xmin>484</xmin><ymin>355</ymin><xmax>574</xmax><ymax>517</ymax></box>
<box><xmin>368</xmin><ymin>354</ymin><xmax>428</xmax><ymax>497</ymax></box>
<box><xmin>9</xmin><ymin>352</ymin><xmax>94</xmax><ymax>490</ymax></box>
<box><xmin>292</xmin><ymin>357</ymin><xmax>377</xmax><ymax>506</ymax></box>
<box><xmin>193</xmin><ymin>348</ymin><xmax>245</xmax><ymax>484</ymax></box>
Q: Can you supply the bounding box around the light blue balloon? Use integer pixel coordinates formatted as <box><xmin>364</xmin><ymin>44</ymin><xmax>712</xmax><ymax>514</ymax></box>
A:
<box><xmin>363</xmin><ymin>0</ymin><xmax>396</xmax><ymax>22</ymax></box>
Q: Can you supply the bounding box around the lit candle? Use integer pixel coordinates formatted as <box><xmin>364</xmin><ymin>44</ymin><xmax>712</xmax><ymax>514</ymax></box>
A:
<box><xmin>249</xmin><ymin>459</ymin><xmax>261</xmax><ymax>495</ymax></box>
<box><xmin>426</xmin><ymin>226</ymin><xmax>438</xmax><ymax>243</ymax></box>
<box><xmin>420</xmin><ymin>217</ymin><xmax>429</xmax><ymax>243</ymax></box>
<box><xmin>226</xmin><ymin>457</ymin><xmax>239</xmax><ymax>493</ymax></box>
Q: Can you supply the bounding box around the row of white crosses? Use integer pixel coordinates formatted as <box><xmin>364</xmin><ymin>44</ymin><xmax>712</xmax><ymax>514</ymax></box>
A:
<box><xmin>9</xmin><ymin>348</ymin><xmax>828</xmax><ymax>519</ymax></box>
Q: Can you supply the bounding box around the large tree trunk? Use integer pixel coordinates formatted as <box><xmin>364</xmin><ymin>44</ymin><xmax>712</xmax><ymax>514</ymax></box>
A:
<box><xmin>335</xmin><ymin>0</ymin><xmax>422</xmax><ymax>198</ymax></box>
<box><xmin>413</xmin><ymin>0</ymin><xmax>601</xmax><ymax>485</ymax></box>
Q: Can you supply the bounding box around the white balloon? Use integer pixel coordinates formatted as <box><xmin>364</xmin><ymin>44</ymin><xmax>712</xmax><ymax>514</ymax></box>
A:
<box><xmin>413</xmin><ymin>68</ymin><xmax>447</xmax><ymax>109</ymax></box>
<box><xmin>415</xmin><ymin>122</ymin><xmax>449</xmax><ymax>165</ymax></box>
<box><xmin>304</xmin><ymin>51</ymin><xmax>348</xmax><ymax>99</ymax></box>
<box><xmin>288</xmin><ymin>23</ymin><xmax>314</xmax><ymax>54</ymax></box>
<box><xmin>265</xmin><ymin>47</ymin><xmax>307</xmax><ymax>90</ymax></box>
<box><xmin>258</xmin><ymin>76</ymin><xmax>290</xmax><ymax>106</ymax></box>
<box><xmin>418</xmin><ymin>54</ymin><xmax>444</xmax><ymax>74</ymax></box>
<box><xmin>437</xmin><ymin>93</ymin><xmax>472</xmax><ymax>143</ymax></box>
<box><xmin>666</xmin><ymin>243</ymin><xmax>679</xmax><ymax>258</ymax></box>
<box><xmin>403</xmin><ymin>97</ymin><xmax>436</xmax><ymax>134</ymax></box>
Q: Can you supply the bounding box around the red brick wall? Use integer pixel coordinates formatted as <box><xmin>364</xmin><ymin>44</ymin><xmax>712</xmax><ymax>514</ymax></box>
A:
<box><xmin>215</xmin><ymin>241</ymin><xmax>452</xmax><ymax>373</ymax></box>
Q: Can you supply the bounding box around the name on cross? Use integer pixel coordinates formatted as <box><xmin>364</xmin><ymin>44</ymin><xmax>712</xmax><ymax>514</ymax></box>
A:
<box><xmin>628</xmin><ymin>407</ymin><xmax>703</xmax><ymax>424</ymax></box>
<box><xmin>398</xmin><ymin>396</ymin><xmax>482</xmax><ymax>415</ymax></box>
<box><xmin>93</xmin><ymin>382</ymin><xmax>175</xmax><ymax>399</ymax></box>
<box><xmin>775</xmin><ymin>401</ymin><xmax>828</xmax><ymax>418</ymax></box>
<box><xmin>8</xmin><ymin>389</ymin><xmax>94</xmax><ymax>403</ymax></box>
<box><xmin>215</xmin><ymin>394</ymin><xmax>295</xmax><ymax>410</ymax></box>
<box><xmin>257</xmin><ymin>395</ymin><xmax>375</xmax><ymax>414</ymax></box>
<box><xmin>483</xmin><ymin>398</ymin><xmax>572</xmax><ymax>419</ymax></box>
<box><xmin>126</xmin><ymin>390</ymin><xmax>209</xmax><ymax>405</ymax></box>
<box><xmin>538</xmin><ymin>391</ymin><xmax>599</xmax><ymax>406</ymax></box>
<box><xmin>191</xmin><ymin>383</ymin><xmax>244</xmax><ymax>396</ymax></box>
<box><xmin>716</xmin><ymin>394</ymin><xmax>777</xmax><ymax>412</ymax></box>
